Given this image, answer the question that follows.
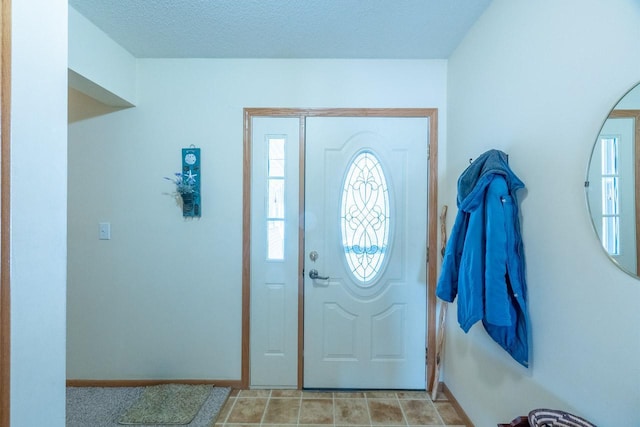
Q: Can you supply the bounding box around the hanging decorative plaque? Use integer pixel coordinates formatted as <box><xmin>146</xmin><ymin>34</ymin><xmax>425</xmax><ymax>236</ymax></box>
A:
<box><xmin>181</xmin><ymin>147</ymin><xmax>201</xmax><ymax>217</ymax></box>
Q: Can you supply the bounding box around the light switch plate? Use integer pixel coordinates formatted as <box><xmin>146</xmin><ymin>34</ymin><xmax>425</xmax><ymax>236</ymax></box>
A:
<box><xmin>99</xmin><ymin>222</ymin><xmax>111</xmax><ymax>240</ymax></box>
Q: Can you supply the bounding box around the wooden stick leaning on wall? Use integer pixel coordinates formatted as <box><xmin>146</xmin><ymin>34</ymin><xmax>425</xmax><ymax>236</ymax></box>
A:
<box><xmin>431</xmin><ymin>205</ymin><xmax>448</xmax><ymax>400</ymax></box>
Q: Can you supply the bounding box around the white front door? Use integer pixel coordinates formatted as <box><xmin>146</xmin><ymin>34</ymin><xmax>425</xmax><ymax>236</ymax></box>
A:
<box><xmin>303</xmin><ymin>117</ymin><xmax>428</xmax><ymax>389</ymax></box>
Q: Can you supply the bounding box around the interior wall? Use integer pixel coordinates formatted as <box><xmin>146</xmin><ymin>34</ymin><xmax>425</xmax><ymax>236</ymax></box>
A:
<box><xmin>67</xmin><ymin>59</ymin><xmax>447</xmax><ymax>380</ymax></box>
<box><xmin>444</xmin><ymin>0</ymin><xmax>640</xmax><ymax>425</ymax></box>
<box><xmin>11</xmin><ymin>0</ymin><xmax>68</xmax><ymax>424</ymax></box>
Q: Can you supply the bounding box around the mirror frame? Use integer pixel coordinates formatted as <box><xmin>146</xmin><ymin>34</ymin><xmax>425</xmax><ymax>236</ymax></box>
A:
<box><xmin>586</xmin><ymin>83</ymin><xmax>640</xmax><ymax>278</ymax></box>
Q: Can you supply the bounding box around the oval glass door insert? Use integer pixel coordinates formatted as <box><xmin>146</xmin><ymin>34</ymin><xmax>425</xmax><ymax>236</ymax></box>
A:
<box><xmin>340</xmin><ymin>150</ymin><xmax>390</xmax><ymax>285</ymax></box>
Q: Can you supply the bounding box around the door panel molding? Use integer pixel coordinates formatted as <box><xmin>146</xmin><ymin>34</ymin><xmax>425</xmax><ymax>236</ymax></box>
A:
<box><xmin>242</xmin><ymin>108</ymin><xmax>438</xmax><ymax>390</ymax></box>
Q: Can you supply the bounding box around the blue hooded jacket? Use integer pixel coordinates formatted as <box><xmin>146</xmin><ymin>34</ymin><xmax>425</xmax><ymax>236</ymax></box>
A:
<box><xmin>436</xmin><ymin>149</ymin><xmax>529</xmax><ymax>367</ymax></box>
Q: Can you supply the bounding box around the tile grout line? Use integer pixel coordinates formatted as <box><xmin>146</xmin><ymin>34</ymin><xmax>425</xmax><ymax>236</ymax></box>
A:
<box><xmin>296</xmin><ymin>392</ymin><xmax>302</xmax><ymax>426</ymax></box>
<box><xmin>363</xmin><ymin>392</ymin><xmax>372</xmax><ymax>427</ymax></box>
<box><xmin>332</xmin><ymin>392</ymin><xmax>336</xmax><ymax>427</ymax></box>
<box><xmin>258</xmin><ymin>390</ymin><xmax>271</xmax><ymax>426</ymax></box>
<box><xmin>428</xmin><ymin>394</ymin><xmax>447</xmax><ymax>426</ymax></box>
<box><xmin>394</xmin><ymin>392</ymin><xmax>410</xmax><ymax>426</ymax></box>
<box><xmin>221</xmin><ymin>394</ymin><xmax>237</xmax><ymax>426</ymax></box>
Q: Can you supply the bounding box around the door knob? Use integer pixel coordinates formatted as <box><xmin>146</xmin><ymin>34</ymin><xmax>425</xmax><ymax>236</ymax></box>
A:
<box><xmin>308</xmin><ymin>269</ymin><xmax>329</xmax><ymax>280</ymax></box>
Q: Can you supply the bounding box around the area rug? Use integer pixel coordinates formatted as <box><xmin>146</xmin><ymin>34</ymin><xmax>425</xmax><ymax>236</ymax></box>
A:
<box><xmin>118</xmin><ymin>384</ymin><xmax>213</xmax><ymax>425</ymax></box>
<box><xmin>66</xmin><ymin>385</ymin><xmax>231</xmax><ymax>427</ymax></box>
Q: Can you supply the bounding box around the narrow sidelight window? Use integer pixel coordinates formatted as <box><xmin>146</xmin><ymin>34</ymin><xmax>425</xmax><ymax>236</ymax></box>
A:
<box><xmin>600</xmin><ymin>136</ymin><xmax>620</xmax><ymax>255</ymax></box>
<box><xmin>267</xmin><ymin>137</ymin><xmax>285</xmax><ymax>260</ymax></box>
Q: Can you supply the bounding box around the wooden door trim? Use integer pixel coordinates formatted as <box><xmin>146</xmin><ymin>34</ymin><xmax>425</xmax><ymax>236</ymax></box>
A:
<box><xmin>608</xmin><ymin>109</ymin><xmax>640</xmax><ymax>272</ymax></box>
<box><xmin>242</xmin><ymin>108</ymin><xmax>438</xmax><ymax>391</ymax></box>
<box><xmin>1</xmin><ymin>0</ymin><xmax>10</xmax><ymax>423</ymax></box>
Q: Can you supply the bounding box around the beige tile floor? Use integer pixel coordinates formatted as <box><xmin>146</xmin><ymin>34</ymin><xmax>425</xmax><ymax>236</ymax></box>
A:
<box><xmin>214</xmin><ymin>389</ymin><xmax>468</xmax><ymax>427</ymax></box>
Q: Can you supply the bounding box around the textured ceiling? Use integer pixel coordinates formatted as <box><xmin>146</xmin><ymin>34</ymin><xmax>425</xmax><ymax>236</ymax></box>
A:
<box><xmin>68</xmin><ymin>0</ymin><xmax>492</xmax><ymax>59</ymax></box>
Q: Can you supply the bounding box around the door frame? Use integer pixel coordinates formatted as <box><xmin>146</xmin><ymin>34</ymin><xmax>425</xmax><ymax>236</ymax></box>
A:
<box><xmin>608</xmin><ymin>109</ymin><xmax>640</xmax><ymax>271</ymax></box>
<box><xmin>1</xmin><ymin>0</ymin><xmax>11</xmax><ymax>423</ymax></box>
<box><xmin>242</xmin><ymin>108</ymin><xmax>438</xmax><ymax>390</ymax></box>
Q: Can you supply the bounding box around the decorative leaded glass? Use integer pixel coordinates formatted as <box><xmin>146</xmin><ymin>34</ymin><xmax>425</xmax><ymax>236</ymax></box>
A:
<box><xmin>340</xmin><ymin>151</ymin><xmax>390</xmax><ymax>284</ymax></box>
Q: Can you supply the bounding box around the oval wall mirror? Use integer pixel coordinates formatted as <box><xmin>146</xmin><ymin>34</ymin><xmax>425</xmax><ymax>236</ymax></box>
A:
<box><xmin>586</xmin><ymin>82</ymin><xmax>640</xmax><ymax>278</ymax></box>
